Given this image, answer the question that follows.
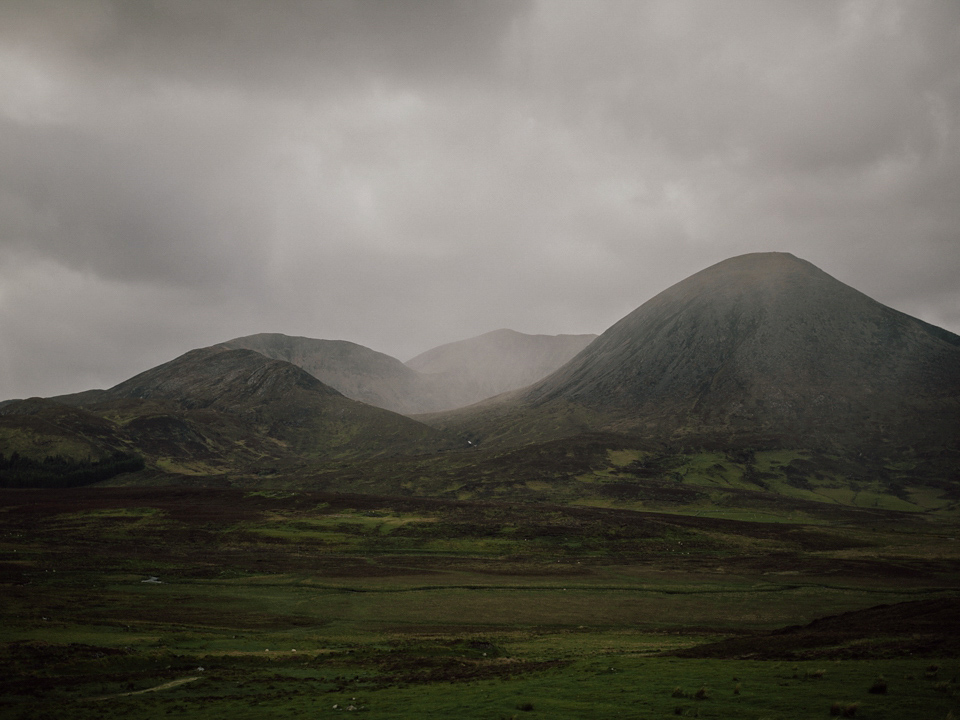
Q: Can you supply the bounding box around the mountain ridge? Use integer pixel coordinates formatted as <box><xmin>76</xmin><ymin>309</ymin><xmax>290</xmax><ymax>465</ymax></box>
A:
<box><xmin>429</xmin><ymin>252</ymin><xmax>960</xmax><ymax>452</ymax></box>
<box><xmin>405</xmin><ymin>328</ymin><xmax>597</xmax><ymax>409</ymax></box>
<box><xmin>221</xmin><ymin>329</ymin><xmax>596</xmax><ymax>414</ymax></box>
<box><xmin>1</xmin><ymin>347</ymin><xmax>458</xmax><ymax>480</ymax></box>
<box><xmin>219</xmin><ymin>334</ymin><xmax>429</xmax><ymax>414</ymax></box>
<box><xmin>2</xmin><ymin>252</ymin><xmax>957</xmax><ymax>505</ymax></box>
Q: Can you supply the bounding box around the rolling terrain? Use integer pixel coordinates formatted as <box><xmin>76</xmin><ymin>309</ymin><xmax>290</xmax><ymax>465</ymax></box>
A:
<box><xmin>1</xmin><ymin>347</ymin><xmax>456</xmax><ymax>483</ymax></box>
<box><xmin>1</xmin><ymin>253</ymin><xmax>958</xmax><ymax>719</ymax></box>
<box><xmin>221</xmin><ymin>329</ymin><xmax>595</xmax><ymax>415</ymax></box>
<box><xmin>1</xmin><ymin>485</ymin><xmax>957</xmax><ymax>719</ymax></box>
<box><xmin>2</xmin><ymin>252</ymin><xmax>957</xmax><ymax>513</ymax></box>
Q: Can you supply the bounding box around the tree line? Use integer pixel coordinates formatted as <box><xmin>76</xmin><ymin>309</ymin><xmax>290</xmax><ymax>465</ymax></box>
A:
<box><xmin>0</xmin><ymin>451</ymin><xmax>145</xmax><ymax>488</ymax></box>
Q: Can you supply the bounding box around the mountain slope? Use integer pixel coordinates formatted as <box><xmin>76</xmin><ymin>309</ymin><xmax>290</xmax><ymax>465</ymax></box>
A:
<box><xmin>220</xmin><ymin>330</ymin><xmax>597</xmax><ymax>415</ymax></box>
<box><xmin>2</xmin><ymin>347</ymin><xmax>458</xmax><ymax>479</ymax></box>
<box><xmin>219</xmin><ymin>334</ymin><xmax>435</xmax><ymax>415</ymax></box>
<box><xmin>432</xmin><ymin>253</ymin><xmax>960</xmax><ymax>453</ymax></box>
<box><xmin>0</xmin><ymin>397</ymin><xmax>130</xmax><ymax>460</ymax></box>
<box><xmin>102</xmin><ymin>347</ymin><xmax>457</xmax><ymax>459</ymax></box>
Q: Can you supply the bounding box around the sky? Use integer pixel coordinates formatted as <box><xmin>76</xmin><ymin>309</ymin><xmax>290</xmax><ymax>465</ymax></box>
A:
<box><xmin>1</xmin><ymin>0</ymin><xmax>959</xmax><ymax>400</ymax></box>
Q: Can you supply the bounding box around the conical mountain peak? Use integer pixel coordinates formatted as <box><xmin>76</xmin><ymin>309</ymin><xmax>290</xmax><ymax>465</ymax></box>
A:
<box><xmin>519</xmin><ymin>253</ymin><xmax>960</xmax><ymax>450</ymax></box>
<box><xmin>629</xmin><ymin>251</ymin><xmax>862</xmax><ymax>318</ymax></box>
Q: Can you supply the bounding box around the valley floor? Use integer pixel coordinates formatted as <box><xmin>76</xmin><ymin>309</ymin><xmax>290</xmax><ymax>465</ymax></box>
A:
<box><xmin>1</xmin><ymin>487</ymin><xmax>958</xmax><ymax>719</ymax></box>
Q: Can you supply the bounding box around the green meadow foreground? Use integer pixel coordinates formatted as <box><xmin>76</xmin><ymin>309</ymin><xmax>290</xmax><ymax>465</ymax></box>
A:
<box><xmin>1</xmin><ymin>486</ymin><xmax>958</xmax><ymax>719</ymax></box>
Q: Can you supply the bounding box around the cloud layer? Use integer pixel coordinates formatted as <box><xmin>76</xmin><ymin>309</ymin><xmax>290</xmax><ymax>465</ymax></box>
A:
<box><xmin>1</xmin><ymin>0</ymin><xmax>958</xmax><ymax>399</ymax></box>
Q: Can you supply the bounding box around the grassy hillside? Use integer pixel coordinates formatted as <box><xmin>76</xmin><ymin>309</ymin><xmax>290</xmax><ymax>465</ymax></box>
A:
<box><xmin>237</xmin><ymin>432</ymin><xmax>960</xmax><ymax>524</ymax></box>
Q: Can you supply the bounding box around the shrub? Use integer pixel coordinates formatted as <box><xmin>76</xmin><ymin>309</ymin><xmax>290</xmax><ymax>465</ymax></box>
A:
<box><xmin>868</xmin><ymin>676</ymin><xmax>887</xmax><ymax>694</ymax></box>
<box><xmin>672</xmin><ymin>686</ymin><xmax>685</xmax><ymax>698</ymax></box>
<box><xmin>516</xmin><ymin>702</ymin><xmax>534</xmax><ymax>712</ymax></box>
<box><xmin>830</xmin><ymin>702</ymin><xmax>859</xmax><ymax>717</ymax></box>
<box><xmin>694</xmin><ymin>686</ymin><xmax>709</xmax><ymax>700</ymax></box>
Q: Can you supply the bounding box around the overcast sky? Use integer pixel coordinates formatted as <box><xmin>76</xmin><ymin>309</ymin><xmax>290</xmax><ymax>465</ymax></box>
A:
<box><xmin>1</xmin><ymin>0</ymin><xmax>958</xmax><ymax>400</ymax></box>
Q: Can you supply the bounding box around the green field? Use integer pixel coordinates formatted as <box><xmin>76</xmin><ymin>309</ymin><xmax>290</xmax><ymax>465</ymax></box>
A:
<box><xmin>1</xmin><ymin>487</ymin><xmax>958</xmax><ymax>719</ymax></box>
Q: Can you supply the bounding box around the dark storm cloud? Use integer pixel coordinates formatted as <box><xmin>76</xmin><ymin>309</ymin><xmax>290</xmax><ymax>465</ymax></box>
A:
<box><xmin>0</xmin><ymin>0</ymin><xmax>957</xmax><ymax>399</ymax></box>
<box><xmin>0</xmin><ymin>117</ymin><xmax>236</xmax><ymax>285</ymax></box>
<box><xmin>28</xmin><ymin>0</ymin><xmax>523</xmax><ymax>90</ymax></box>
<box><xmin>506</xmin><ymin>0</ymin><xmax>960</xmax><ymax>318</ymax></box>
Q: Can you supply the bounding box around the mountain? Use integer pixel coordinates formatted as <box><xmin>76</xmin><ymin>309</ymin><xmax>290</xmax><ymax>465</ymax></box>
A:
<box><xmin>0</xmin><ymin>397</ymin><xmax>130</xmax><ymax>461</ymax></box>
<box><xmin>219</xmin><ymin>330</ymin><xmax>596</xmax><ymax>415</ymax></box>
<box><xmin>432</xmin><ymin>253</ymin><xmax>960</xmax><ymax>453</ymax></box>
<box><xmin>5</xmin><ymin>252</ymin><xmax>956</xmax><ymax>505</ymax></box>
<box><xmin>405</xmin><ymin>329</ymin><xmax>596</xmax><ymax>409</ymax></box>
<box><xmin>2</xmin><ymin>347</ymin><xmax>457</xmax><ymax>481</ymax></box>
<box><xmin>218</xmin><ymin>333</ymin><xmax>435</xmax><ymax>415</ymax></box>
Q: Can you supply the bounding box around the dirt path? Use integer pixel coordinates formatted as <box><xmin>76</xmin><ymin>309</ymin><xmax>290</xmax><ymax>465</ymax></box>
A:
<box><xmin>85</xmin><ymin>676</ymin><xmax>200</xmax><ymax>701</ymax></box>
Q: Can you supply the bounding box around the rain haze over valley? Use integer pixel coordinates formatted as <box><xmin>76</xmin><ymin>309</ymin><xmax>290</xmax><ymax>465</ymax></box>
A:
<box><xmin>1</xmin><ymin>1</ymin><xmax>959</xmax><ymax>401</ymax></box>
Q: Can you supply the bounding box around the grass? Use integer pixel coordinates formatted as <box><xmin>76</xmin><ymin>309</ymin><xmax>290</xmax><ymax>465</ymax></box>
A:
<box><xmin>1</xmin><ymin>486</ymin><xmax>958</xmax><ymax>719</ymax></box>
<box><xmin>0</xmin><ymin>426</ymin><xmax>99</xmax><ymax>462</ymax></box>
<box><xmin>2</xmin><ymin>648</ymin><xmax>957</xmax><ymax>719</ymax></box>
<box><xmin>373</xmin><ymin>436</ymin><xmax>960</xmax><ymax>520</ymax></box>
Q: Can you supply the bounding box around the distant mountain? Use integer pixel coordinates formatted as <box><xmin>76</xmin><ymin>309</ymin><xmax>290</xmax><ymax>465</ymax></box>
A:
<box><xmin>6</xmin><ymin>252</ymin><xmax>955</xmax><ymax>503</ymax></box>
<box><xmin>2</xmin><ymin>347</ymin><xmax>457</xmax><ymax>480</ymax></box>
<box><xmin>219</xmin><ymin>330</ymin><xmax>596</xmax><ymax>415</ymax></box>
<box><xmin>405</xmin><ymin>329</ymin><xmax>597</xmax><ymax>410</ymax></box>
<box><xmin>219</xmin><ymin>333</ymin><xmax>435</xmax><ymax>415</ymax></box>
<box><xmin>433</xmin><ymin>253</ymin><xmax>960</xmax><ymax>453</ymax></box>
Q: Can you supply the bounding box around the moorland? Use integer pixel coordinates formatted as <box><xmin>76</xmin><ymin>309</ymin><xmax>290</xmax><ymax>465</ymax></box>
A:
<box><xmin>1</xmin><ymin>253</ymin><xmax>959</xmax><ymax>719</ymax></box>
<box><xmin>2</xmin><ymin>481</ymin><xmax>958</xmax><ymax>719</ymax></box>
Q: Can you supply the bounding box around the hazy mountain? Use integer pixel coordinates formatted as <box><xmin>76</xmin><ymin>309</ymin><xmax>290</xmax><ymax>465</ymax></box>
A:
<box><xmin>219</xmin><ymin>330</ymin><xmax>597</xmax><ymax>415</ymax></box>
<box><xmin>218</xmin><ymin>333</ymin><xmax>435</xmax><ymax>415</ymax></box>
<box><xmin>433</xmin><ymin>252</ymin><xmax>960</xmax><ymax>453</ymax></box>
<box><xmin>6</xmin><ymin>252</ymin><xmax>956</xmax><ymax>498</ymax></box>
<box><xmin>405</xmin><ymin>329</ymin><xmax>597</xmax><ymax>410</ymax></box>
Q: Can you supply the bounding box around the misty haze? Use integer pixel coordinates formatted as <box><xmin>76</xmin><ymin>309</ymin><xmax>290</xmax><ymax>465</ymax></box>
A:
<box><xmin>1</xmin><ymin>3</ymin><xmax>958</xmax><ymax>719</ymax></box>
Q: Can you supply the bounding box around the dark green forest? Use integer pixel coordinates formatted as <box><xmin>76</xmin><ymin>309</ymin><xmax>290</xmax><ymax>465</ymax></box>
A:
<box><xmin>0</xmin><ymin>451</ymin><xmax>144</xmax><ymax>488</ymax></box>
